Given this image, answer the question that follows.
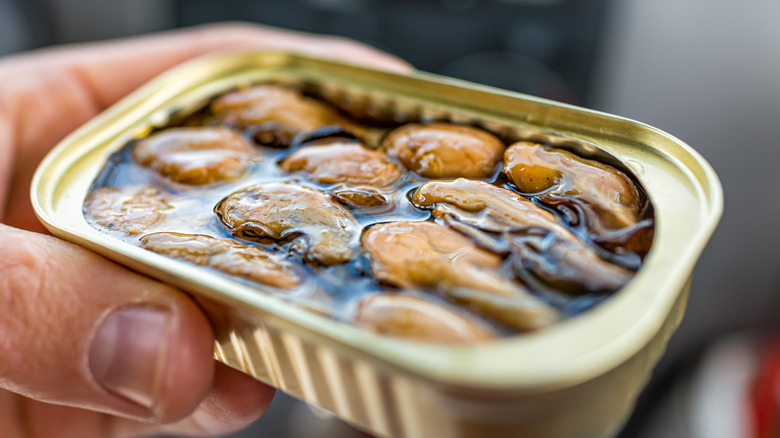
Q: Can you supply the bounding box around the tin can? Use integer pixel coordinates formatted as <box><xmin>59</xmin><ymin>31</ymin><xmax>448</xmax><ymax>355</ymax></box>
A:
<box><xmin>31</xmin><ymin>52</ymin><xmax>722</xmax><ymax>438</ymax></box>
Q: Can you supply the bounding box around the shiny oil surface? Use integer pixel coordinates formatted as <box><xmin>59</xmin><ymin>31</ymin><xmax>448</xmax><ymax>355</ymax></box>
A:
<box><xmin>84</xmin><ymin>83</ymin><xmax>654</xmax><ymax>338</ymax></box>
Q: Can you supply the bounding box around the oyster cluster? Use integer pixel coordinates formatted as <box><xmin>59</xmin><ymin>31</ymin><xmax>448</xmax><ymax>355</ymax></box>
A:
<box><xmin>84</xmin><ymin>84</ymin><xmax>653</xmax><ymax>344</ymax></box>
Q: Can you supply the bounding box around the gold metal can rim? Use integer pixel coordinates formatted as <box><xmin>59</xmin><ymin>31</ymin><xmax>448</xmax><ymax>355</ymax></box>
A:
<box><xmin>30</xmin><ymin>51</ymin><xmax>723</xmax><ymax>392</ymax></box>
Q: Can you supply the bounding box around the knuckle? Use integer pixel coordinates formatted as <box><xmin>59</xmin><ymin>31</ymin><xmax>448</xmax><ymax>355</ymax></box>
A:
<box><xmin>324</xmin><ymin>36</ymin><xmax>368</xmax><ymax>51</ymax></box>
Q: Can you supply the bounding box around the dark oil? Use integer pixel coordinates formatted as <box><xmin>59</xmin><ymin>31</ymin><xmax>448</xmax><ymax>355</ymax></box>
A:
<box><xmin>85</xmin><ymin>84</ymin><xmax>655</xmax><ymax>335</ymax></box>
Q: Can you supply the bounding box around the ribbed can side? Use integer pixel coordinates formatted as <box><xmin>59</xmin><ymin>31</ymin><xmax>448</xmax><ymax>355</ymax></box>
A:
<box><xmin>213</xmin><ymin>313</ymin><xmax>440</xmax><ymax>438</ymax></box>
<box><xmin>212</xmin><ymin>280</ymin><xmax>691</xmax><ymax>438</ymax></box>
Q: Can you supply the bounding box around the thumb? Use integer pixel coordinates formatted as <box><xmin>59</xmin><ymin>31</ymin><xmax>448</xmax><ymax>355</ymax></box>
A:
<box><xmin>0</xmin><ymin>224</ymin><xmax>215</xmax><ymax>422</ymax></box>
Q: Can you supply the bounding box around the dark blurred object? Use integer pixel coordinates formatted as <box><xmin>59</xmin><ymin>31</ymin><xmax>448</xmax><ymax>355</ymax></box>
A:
<box><xmin>750</xmin><ymin>338</ymin><xmax>780</xmax><ymax>438</ymax></box>
<box><xmin>0</xmin><ymin>0</ymin><xmax>49</xmax><ymax>55</ymax></box>
<box><xmin>216</xmin><ymin>392</ymin><xmax>371</xmax><ymax>438</ymax></box>
<box><xmin>619</xmin><ymin>333</ymin><xmax>780</xmax><ymax>438</ymax></box>
<box><xmin>174</xmin><ymin>0</ymin><xmax>611</xmax><ymax>105</ymax></box>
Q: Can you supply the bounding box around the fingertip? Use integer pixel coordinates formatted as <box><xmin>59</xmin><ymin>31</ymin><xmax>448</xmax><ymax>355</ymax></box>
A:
<box><xmin>153</xmin><ymin>295</ymin><xmax>216</xmax><ymax>422</ymax></box>
<box><xmin>158</xmin><ymin>363</ymin><xmax>275</xmax><ymax>436</ymax></box>
<box><xmin>108</xmin><ymin>363</ymin><xmax>275</xmax><ymax>438</ymax></box>
<box><xmin>202</xmin><ymin>362</ymin><xmax>275</xmax><ymax>427</ymax></box>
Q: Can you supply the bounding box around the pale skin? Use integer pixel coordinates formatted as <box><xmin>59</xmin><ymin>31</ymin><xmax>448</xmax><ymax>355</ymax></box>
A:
<box><xmin>0</xmin><ymin>23</ymin><xmax>410</xmax><ymax>437</ymax></box>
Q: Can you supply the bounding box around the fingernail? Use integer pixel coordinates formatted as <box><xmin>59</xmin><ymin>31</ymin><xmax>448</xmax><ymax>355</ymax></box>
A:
<box><xmin>89</xmin><ymin>306</ymin><xmax>170</xmax><ymax>410</ymax></box>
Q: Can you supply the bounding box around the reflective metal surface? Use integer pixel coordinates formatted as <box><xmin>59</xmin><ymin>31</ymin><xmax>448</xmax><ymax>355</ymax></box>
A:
<box><xmin>31</xmin><ymin>52</ymin><xmax>721</xmax><ymax>438</ymax></box>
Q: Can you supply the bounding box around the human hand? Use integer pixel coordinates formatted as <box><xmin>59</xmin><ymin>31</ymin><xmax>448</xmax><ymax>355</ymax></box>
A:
<box><xmin>0</xmin><ymin>23</ymin><xmax>410</xmax><ymax>437</ymax></box>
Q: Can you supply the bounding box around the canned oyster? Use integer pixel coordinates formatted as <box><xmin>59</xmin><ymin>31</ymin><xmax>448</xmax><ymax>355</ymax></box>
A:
<box><xmin>31</xmin><ymin>52</ymin><xmax>722</xmax><ymax>438</ymax></box>
<box><xmin>81</xmin><ymin>81</ymin><xmax>654</xmax><ymax>342</ymax></box>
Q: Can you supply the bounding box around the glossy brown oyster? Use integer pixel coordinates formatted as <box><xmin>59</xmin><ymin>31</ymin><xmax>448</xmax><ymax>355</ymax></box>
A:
<box><xmin>210</xmin><ymin>85</ymin><xmax>348</xmax><ymax>147</ymax></box>
<box><xmin>280</xmin><ymin>141</ymin><xmax>402</xmax><ymax>187</ymax></box>
<box><xmin>382</xmin><ymin>123</ymin><xmax>504</xmax><ymax>178</ymax></box>
<box><xmin>140</xmin><ymin>232</ymin><xmax>302</xmax><ymax>289</ymax></box>
<box><xmin>412</xmin><ymin>178</ymin><xmax>570</xmax><ymax>234</ymax></box>
<box><xmin>411</xmin><ymin>179</ymin><xmax>633</xmax><ymax>293</ymax></box>
<box><xmin>280</xmin><ymin>140</ymin><xmax>403</xmax><ymax>207</ymax></box>
<box><xmin>503</xmin><ymin>142</ymin><xmax>652</xmax><ymax>253</ymax></box>
<box><xmin>362</xmin><ymin>221</ymin><xmax>558</xmax><ymax>331</ymax></box>
<box><xmin>353</xmin><ymin>294</ymin><xmax>495</xmax><ymax>344</ymax></box>
<box><xmin>132</xmin><ymin>127</ymin><xmax>255</xmax><ymax>185</ymax></box>
<box><xmin>84</xmin><ymin>185</ymin><xmax>172</xmax><ymax>235</ymax></box>
<box><xmin>215</xmin><ymin>182</ymin><xmax>360</xmax><ymax>265</ymax></box>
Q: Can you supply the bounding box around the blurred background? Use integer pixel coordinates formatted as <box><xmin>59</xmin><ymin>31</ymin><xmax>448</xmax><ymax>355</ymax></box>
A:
<box><xmin>2</xmin><ymin>0</ymin><xmax>778</xmax><ymax>436</ymax></box>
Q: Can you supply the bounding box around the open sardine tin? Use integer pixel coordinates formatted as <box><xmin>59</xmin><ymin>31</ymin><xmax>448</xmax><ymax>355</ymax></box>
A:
<box><xmin>31</xmin><ymin>52</ymin><xmax>722</xmax><ymax>438</ymax></box>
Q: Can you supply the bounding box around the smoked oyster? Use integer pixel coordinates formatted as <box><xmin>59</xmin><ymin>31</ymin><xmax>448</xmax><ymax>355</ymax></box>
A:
<box><xmin>503</xmin><ymin>142</ymin><xmax>653</xmax><ymax>254</ymax></box>
<box><xmin>412</xmin><ymin>179</ymin><xmax>633</xmax><ymax>293</ymax></box>
<box><xmin>215</xmin><ymin>182</ymin><xmax>360</xmax><ymax>266</ymax></box>
<box><xmin>211</xmin><ymin>85</ymin><xmax>350</xmax><ymax>147</ymax></box>
<box><xmin>84</xmin><ymin>185</ymin><xmax>172</xmax><ymax>235</ymax></box>
<box><xmin>141</xmin><ymin>232</ymin><xmax>303</xmax><ymax>289</ymax></box>
<box><xmin>353</xmin><ymin>293</ymin><xmax>495</xmax><ymax>344</ymax></box>
<box><xmin>132</xmin><ymin>127</ymin><xmax>256</xmax><ymax>185</ymax></box>
<box><xmin>280</xmin><ymin>140</ymin><xmax>403</xmax><ymax>207</ymax></box>
<box><xmin>382</xmin><ymin>123</ymin><xmax>503</xmax><ymax>178</ymax></box>
<box><xmin>362</xmin><ymin>221</ymin><xmax>559</xmax><ymax>331</ymax></box>
<box><xmin>280</xmin><ymin>141</ymin><xmax>402</xmax><ymax>187</ymax></box>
